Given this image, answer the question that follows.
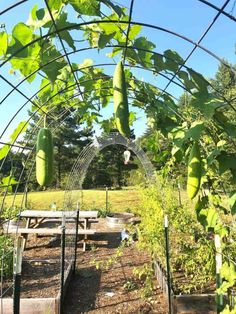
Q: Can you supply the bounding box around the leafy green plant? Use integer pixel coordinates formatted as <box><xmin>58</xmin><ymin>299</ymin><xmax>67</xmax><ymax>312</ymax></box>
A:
<box><xmin>0</xmin><ymin>236</ymin><xmax>14</xmax><ymax>277</ymax></box>
<box><xmin>123</xmin><ymin>278</ymin><xmax>137</xmax><ymax>291</ymax></box>
<box><xmin>133</xmin><ymin>264</ymin><xmax>154</xmax><ymax>299</ymax></box>
<box><xmin>1</xmin><ymin>205</ymin><xmax>20</xmax><ymax>221</ymax></box>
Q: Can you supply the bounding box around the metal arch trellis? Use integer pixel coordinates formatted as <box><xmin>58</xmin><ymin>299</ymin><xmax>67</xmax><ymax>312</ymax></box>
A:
<box><xmin>63</xmin><ymin>132</ymin><xmax>155</xmax><ymax>210</ymax></box>
<box><xmin>61</xmin><ymin>131</ymin><xmax>156</xmax><ymax>293</ymax></box>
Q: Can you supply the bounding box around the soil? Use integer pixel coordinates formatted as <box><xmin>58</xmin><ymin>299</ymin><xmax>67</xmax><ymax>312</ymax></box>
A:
<box><xmin>3</xmin><ymin>218</ymin><xmax>168</xmax><ymax>313</ymax></box>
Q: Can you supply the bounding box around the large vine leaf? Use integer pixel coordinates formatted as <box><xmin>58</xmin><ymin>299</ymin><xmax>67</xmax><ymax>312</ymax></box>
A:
<box><xmin>190</xmin><ymin>93</ymin><xmax>224</xmax><ymax>119</ymax></box>
<box><xmin>98</xmin><ymin>31</ymin><xmax>116</xmax><ymax>49</ymax></box>
<box><xmin>188</xmin><ymin>68</ymin><xmax>209</xmax><ymax>94</ymax></box>
<box><xmin>100</xmin><ymin>0</ymin><xmax>124</xmax><ymax>17</ymax></box>
<box><xmin>12</xmin><ymin>22</ymin><xmax>33</xmax><ymax>45</ymax></box>
<box><xmin>27</xmin><ymin>5</ymin><xmax>60</xmax><ymax>29</ymax></box>
<box><xmin>44</xmin><ymin>12</ymin><xmax>76</xmax><ymax>51</ymax></box>
<box><xmin>133</xmin><ymin>36</ymin><xmax>156</xmax><ymax>67</ymax></box>
<box><xmin>177</xmin><ymin>70</ymin><xmax>196</xmax><ymax>90</ymax></box>
<box><xmin>0</xmin><ymin>175</ymin><xmax>19</xmax><ymax>193</ymax></box>
<box><xmin>164</xmin><ymin>49</ymin><xmax>183</xmax><ymax>72</ymax></box>
<box><xmin>185</xmin><ymin>120</ymin><xmax>205</xmax><ymax>140</ymax></box>
<box><xmin>40</xmin><ymin>42</ymin><xmax>67</xmax><ymax>84</ymax></box>
<box><xmin>217</xmin><ymin>151</ymin><xmax>236</xmax><ymax>182</ymax></box>
<box><xmin>48</xmin><ymin>0</ymin><xmax>63</xmax><ymax>10</ymax></box>
<box><xmin>67</xmin><ymin>0</ymin><xmax>100</xmax><ymax>16</ymax></box>
<box><xmin>229</xmin><ymin>192</ymin><xmax>236</xmax><ymax>215</ymax></box>
<box><xmin>217</xmin><ymin>262</ymin><xmax>236</xmax><ymax>294</ymax></box>
<box><xmin>0</xmin><ymin>121</ymin><xmax>28</xmax><ymax>161</ymax></box>
<box><xmin>10</xmin><ymin>41</ymin><xmax>41</xmax><ymax>82</ymax></box>
<box><xmin>0</xmin><ymin>31</ymin><xmax>8</xmax><ymax>57</ymax></box>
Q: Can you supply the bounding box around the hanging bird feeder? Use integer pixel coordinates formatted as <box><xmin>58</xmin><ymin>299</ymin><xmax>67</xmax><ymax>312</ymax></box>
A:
<box><xmin>123</xmin><ymin>150</ymin><xmax>131</xmax><ymax>165</ymax></box>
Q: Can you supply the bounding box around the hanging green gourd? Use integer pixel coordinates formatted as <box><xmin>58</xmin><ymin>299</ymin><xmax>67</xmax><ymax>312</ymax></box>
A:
<box><xmin>36</xmin><ymin>116</ymin><xmax>54</xmax><ymax>187</ymax></box>
<box><xmin>113</xmin><ymin>60</ymin><xmax>131</xmax><ymax>138</ymax></box>
<box><xmin>187</xmin><ymin>142</ymin><xmax>202</xmax><ymax>199</ymax></box>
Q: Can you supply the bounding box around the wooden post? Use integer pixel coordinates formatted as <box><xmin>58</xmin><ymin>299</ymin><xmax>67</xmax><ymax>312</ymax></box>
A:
<box><xmin>24</xmin><ymin>185</ymin><xmax>28</xmax><ymax>209</ymax></box>
<box><xmin>215</xmin><ymin>234</ymin><xmax>223</xmax><ymax>313</ymax></box>
<box><xmin>13</xmin><ymin>236</ymin><xmax>24</xmax><ymax>314</ymax></box>
<box><xmin>105</xmin><ymin>187</ymin><xmax>108</xmax><ymax>212</ymax></box>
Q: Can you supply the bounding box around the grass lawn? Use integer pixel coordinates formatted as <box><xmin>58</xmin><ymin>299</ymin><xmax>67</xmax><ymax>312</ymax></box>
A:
<box><xmin>1</xmin><ymin>188</ymin><xmax>141</xmax><ymax>213</ymax></box>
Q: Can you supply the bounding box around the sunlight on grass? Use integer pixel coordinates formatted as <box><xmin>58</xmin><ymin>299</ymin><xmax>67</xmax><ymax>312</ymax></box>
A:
<box><xmin>1</xmin><ymin>188</ymin><xmax>141</xmax><ymax>213</ymax></box>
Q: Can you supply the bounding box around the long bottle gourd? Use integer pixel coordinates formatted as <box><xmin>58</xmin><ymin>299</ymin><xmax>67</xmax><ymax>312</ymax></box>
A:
<box><xmin>113</xmin><ymin>61</ymin><xmax>131</xmax><ymax>138</ymax></box>
<box><xmin>36</xmin><ymin>128</ymin><xmax>54</xmax><ymax>186</ymax></box>
<box><xmin>187</xmin><ymin>142</ymin><xmax>202</xmax><ymax>199</ymax></box>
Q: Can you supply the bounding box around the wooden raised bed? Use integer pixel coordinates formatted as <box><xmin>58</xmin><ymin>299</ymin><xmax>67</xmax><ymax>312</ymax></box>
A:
<box><xmin>153</xmin><ymin>260</ymin><xmax>217</xmax><ymax>314</ymax></box>
<box><xmin>0</xmin><ymin>260</ymin><xmax>73</xmax><ymax>314</ymax></box>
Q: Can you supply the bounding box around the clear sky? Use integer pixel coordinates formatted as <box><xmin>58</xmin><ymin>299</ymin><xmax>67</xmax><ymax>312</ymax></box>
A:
<box><xmin>0</xmin><ymin>0</ymin><xmax>235</xmax><ymax>143</ymax></box>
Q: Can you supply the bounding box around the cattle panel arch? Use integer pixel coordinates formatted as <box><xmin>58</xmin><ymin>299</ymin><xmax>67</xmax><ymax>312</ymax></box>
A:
<box><xmin>63</xmin><ymin>132</ymin><xmax>155</xmax><ymax>210</ymax></box>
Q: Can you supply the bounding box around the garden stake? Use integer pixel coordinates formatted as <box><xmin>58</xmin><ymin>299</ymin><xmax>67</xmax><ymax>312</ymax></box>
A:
<box><xmin>177</xmin><ymin>182</ymin><xmax>182</xmax><ymax>206</ymax></box>
<box><xmin>106</xmin><ymin>187</ymin><xmax>108</xmax><ymax>212</ymax></box>
<box><xmin>164</xmin><ymin>215</ymin><xmax>172</xmax><ymax>314</ymax></box>
<box><xmin>24</xmin><ymin>185</ymin><xmax>28</xmax><ymax>209</ymax></box>
<box><xmin>60</xmin><ymin>216</ymin><xmax>66</xmax><ymax>314</ymax></box>
<box><xmin>73</xmin><ymin>206</ymin><xmax>80</xmax><ymax>274</ymax></box>
<box><xmin>13</xmin><ymin>237</ymin><xmax>23</xmax><ymax>314</ymax></box>
<box><xmin>215</xmin><ymin>234</ymin><xmax>223</xmax><ymax>313</ymax></box>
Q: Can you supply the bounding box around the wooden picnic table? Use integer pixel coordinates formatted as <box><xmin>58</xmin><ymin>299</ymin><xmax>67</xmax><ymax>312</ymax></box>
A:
<box><xmin>18</xmin><ymin>209</ymin><xmax>98</xmax><ymax>251</ymax></box>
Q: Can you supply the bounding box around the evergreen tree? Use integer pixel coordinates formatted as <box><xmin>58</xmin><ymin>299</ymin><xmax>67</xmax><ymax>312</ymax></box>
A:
<box><xmin>23</xmin><ymin>106</ymin><xmax>94</xmax><ymax>189</ymax></box>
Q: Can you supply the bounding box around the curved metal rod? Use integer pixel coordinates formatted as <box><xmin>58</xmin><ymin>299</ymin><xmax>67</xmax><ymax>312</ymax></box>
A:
<box><xmin>0</xmin><ymin>19</ymin><xmax>234</xmax><ymax>74</ymax></box>
<box><xmin>0</xmin><ymin>44</ymin><xmax>194</xmax><ymax>107</ymax></box>
<box><xmin>1</xmin><ymin>41</ymin><xmax>232</xmax><ymax>112</ymax></box>
<box><xmin>0</xmin><ymin>0</ymin><xmax>29</xmax><ymax>16</ymax></box>
<box><xmin>197</xmin><ymin>0</ymin><xmax>236</xmax><ymax>22</ymax></box>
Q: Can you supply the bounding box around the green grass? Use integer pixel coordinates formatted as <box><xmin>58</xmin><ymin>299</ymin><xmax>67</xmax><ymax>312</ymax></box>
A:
<box><xmin>1</xmin><ymin>188</ymin><xmax>140</xmax><ymax>213</ymax></box>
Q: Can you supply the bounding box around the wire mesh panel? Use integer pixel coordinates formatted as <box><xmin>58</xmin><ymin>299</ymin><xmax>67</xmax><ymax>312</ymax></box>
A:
<box><xmin>62</xmin><ymin>131</ymin><xmax>155</xmax><ymax>275</ymax></box>
<box><xmin>0</xmin><ymin>0</ymin><xmax>236</xmax><ymax>312</ymax></box>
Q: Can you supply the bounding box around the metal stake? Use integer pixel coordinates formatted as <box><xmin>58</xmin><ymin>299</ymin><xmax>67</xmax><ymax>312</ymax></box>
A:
<box><xmin>164</xmin><ymin>215</ymin><xmax>172</xmax><ymax>314</ymax></box>
<box><xmin>73</xmin><ymin>204</ymin><xmax>80</xmax><ymax>274</ymax></box>
<box><xmin>215</xmin><ymin>234</ymin><xmax>223</xmax><ymax>313</ymax></box>
<box><xmin>60</xmin><ymin>216</ymin><xmax>66</xmax><ymax>314</ymax></box>
<box><xmin>13</xmin><ymin>237</ymin><xmax>23</xmax><ymax>314</ymax></box>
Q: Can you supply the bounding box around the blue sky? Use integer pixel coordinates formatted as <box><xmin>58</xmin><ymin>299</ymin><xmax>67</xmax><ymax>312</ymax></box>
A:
<box><xmin>0</xmin><ymin>0</ymin><xmax>235</xmax><ymax>143</ymax></box>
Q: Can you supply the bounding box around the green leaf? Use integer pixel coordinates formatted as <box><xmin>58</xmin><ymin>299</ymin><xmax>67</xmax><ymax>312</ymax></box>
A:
<box><xmin>164</xmin><ymin>49</ymin><xmax>183</xmax><ymax>72</ymax></box>
<box><xmin>100</xmin><ymin>0</ymin><xmax>123</xmax><ymax>17</ymax></box>
<box><xmin>0</xmin><ymin>144</ymin><xmax>11</xmax><ymax>161</ymax></box>
<box><xmin>98</xmin><ymin>32</ymin><xmax>116</xmax><ymax>49</ymax></box>
<box><xmin>191</xmin><ymin>94</ymin><xmax>224</xmax><ymax>119</ymax></box>
<box><xmin>40</xmin><ymin>42</ymin><xmax>67</xmax><ymax>84</ymax></box>
<box><xmin>27</xmin><ymin>5</ymin><xmax>60</xmax><ymax>29</ymax></box>
<box><xmin>216</xmin><ymin>151</ymin><xmax>236</xmax><ymax>174</ymax></box>
<box><xmin>229</xmin><ymin>192</ymin><xmax>236</xmax><ymax>215</ymax></box>
<box><xmin>48</xmin><ymin>0</ymin><xmax>63</xmax><ymax>10</ymax></box>
<box><xmin>128</xmin><ymin>25</ymin><xmax>142</xmax><ymax>41</ymax></box>
<box><xmin>198</xmin><ymin>207</ymin><xmax>219</xmax><ymax>231</ymax></box>
<box><xmin>0</xmin><ymin>175</ymin><xmax>19</xmax><ymax>193</ymax></box>
<box><xmin>134</xmin><ymin>37</ymin><xmax>156</xmax><ymax>66</ymax></box>
<box><xmin>178</xmin><ymin>70</ymin><xmax>196</xmax><ymax>90</ymax></box>
<box><xmin>151</xmin><ymin>54</ymin><xmax>165</xmax><ymax>72</ymax></box>
<box><xmin>188</xmin><ymin>68</ymin><xmax>209</xmax><ymax>94</ymax></box>
<box><xmin>186</xmin><ymin>121</ymin><xmax>205</xmax><ymax>140</ymax></box>
<box><xmin>0</xmin><ymin>32</ymin><xmax>8</xmax><ymax>57</ymax></box>
<box><xmin>78</xmin><ymin>58</ymin><xmax>93</xmax><ymax>71</ymax></box>
<box><xmin>220</xmin><ymin>262</ymin><xmax>236</xmax><ymax>284</ymax></box>
<box><xmin>67</xmin><ymin>0</ymin><xmax>100</xmax><ymax>16</ymax></box>
<box><xmin>10</xmin><ymin>121</ymin><xmax>28</xmax><ymax>142</ymax></box>
<box><xmin>12</xmin><ymin>23</ymin><xmax>33</xmax><ymax>45</ymax></box>
<box><xmin>0</xmin><ymin>121</ymin><xmax>28</xmax><ymax>161</ymax></box>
